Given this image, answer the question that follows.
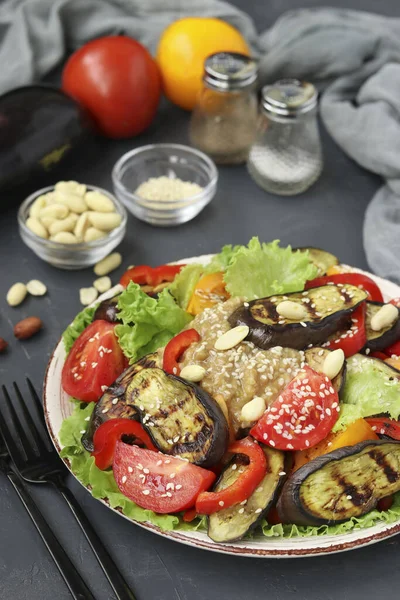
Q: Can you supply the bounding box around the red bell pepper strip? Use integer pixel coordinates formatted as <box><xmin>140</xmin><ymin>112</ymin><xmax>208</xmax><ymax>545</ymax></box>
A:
<box><xmin>195</xmin><ymin>437</ymin><xmax>267</xmax><ymax>515</ymax></box>
<box><xmin>383</xmin><ymin>340</ymin><xmax>400</xmax><ymax>358</ymax></box>
<box><xmin>365</xmin><ymin>417</ymin><xmax>400</xmax><ymax>441</ymax></box>
<box><xmin>305</xmin><ymin>273</ymin><xmax>383</xmax><ymax>302</ymax></box>
<box><xmin>163</xmin><ymin>329</ymin><xmax>200</xmax><ymax>375</ymax></box>
<box><xmin>377</xmin><ymin>496</ymin><xmax>394</xmax><ymax>511</ymax></box>
<box><xmin>183</xmin><ymin>508</ymin><xmax>198</xmax><ymax>522</ymax></box>
<box><xmin>326</xmin><ymin>302</ymin><xmax>367</xmax><ymax>358</ymax></box>
<box><xmin>371</xmin><ymin>351</ymin><xmax>390</xmax><ymax>361</ymax></box>
<box><xmin>120</xmin><ymin>264</ymin><xmax>186</xmax><ymax>288</ymax></box>
<box><xmin>91</xmin><ymin>418</ymin><xmax>157</xmax><ymax>470</ymax></box>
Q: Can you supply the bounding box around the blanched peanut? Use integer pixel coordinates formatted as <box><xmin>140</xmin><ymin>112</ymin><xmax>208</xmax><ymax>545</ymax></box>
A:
<box><xmin>80</xmin><ymin>287</ymin><xmax>98</xmax><ymax>306</ymax></box>
<box><xmin>7</xmin><ymin>283</ymin><xmax>27</xmax><ymax>306</ymax></box>
<box><xmin>29</xmin><ymin>195</ymin><xmax>47</xmax><ymax>218</ymax></box>
<box><xmin>371</xmin><ymin>304</ymin><xmax>399</xmax><ymax>332</ymax></box>
<box><xmin>40</xmin><ymin>216</ymin><xmax>56</xmax><ymax>231</ymax></box>
<box><xmin>88</xmin><ymin>212</ymin><xmax>122</xmax><ymax>231</ymax></box>
<box><xmin>49</xmin><ymin>215</ymin><xmax>78</xmax><ymax>236</ymax></box>
<box><xmin>276</xmin><ymin>300</ymin><xmax>308</xmax><ymax>321</ymax></box>
<box><xmin>26</xmin><ymin>217</ymin><xmax>48</xmax><ymax>239</ymax></box>
<box><xmin>74</xmin><ymin>212</ymin><xmax>91</xmax><ymax>241</ymax></box>
<box><xmin>180</xmin><ymin>365</ymin><xmax>206</xmax><ymax>382</ymax></box>
<box><xmin>44</xmin><ymin>192</ymin><xmax>57</xmax><ymax>204</ymax></box>
<box><xmin>93</xmin><ymin>276</ymin><xmax>112</xmax><ymax>293</ymax></box>
<box><xmin>241</xmin><ymin>396</ymin><xmax>266</xmax><ymax>423</ymax></box>
<box><xmin>85</xmin><ymin>190</ymin><xmax>115</xmax><ymax>213</ymax></box>
<box><xmin>84</xmin><ymin>227</ymin><xmax>107</xmax><ymax>242</ymax></box>
<box><xmin>26</xmin><ymin>280</ymin><xmax>47</xmax><ymax>296</ymax></box>
<box><xmin>55</xmin><ymin>180</ymin><xmax>86</xmax><ymax>197</ymax></box>
<box><xmin>56</xmin><ymin>192</ymin><xmax>88</xmax><ymax>214</ymax></box>
<box><xmin>214</xmin><ymin>325</ymin><xmax>249</xmax><ymax>351</ymax></box>
<box><xmin>94</xmin><ymin>252</ymin><xmax>122</xmax><ymax>276</ymax></box>
<box><xmin>322</xmin><ymin>349</ymin><xmax>345</xmax><ymax>380</ymax></box>
<box><xmin>40</xmin><ymin>203</ymin><xmax>69</xmax><ymax>220</ymax></box>
<box><xmin>51</xmin><ymin>231</ymin><xmax>78</xmax><ymax>244</ymax></box>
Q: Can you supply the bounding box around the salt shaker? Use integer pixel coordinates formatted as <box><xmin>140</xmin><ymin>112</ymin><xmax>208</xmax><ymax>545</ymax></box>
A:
<box><xmin>189</xmin><ymin>52</ymin><xmax>258</xmax><ymax>165</ymax></box>
<box><xmin>247</xmin><ymin>79</ymin><xmax>323</xmax><ymax>195</ymax></box>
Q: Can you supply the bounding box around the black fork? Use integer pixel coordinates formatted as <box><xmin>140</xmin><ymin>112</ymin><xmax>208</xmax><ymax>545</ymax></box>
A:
<box><xmin>0</xmin><ymin>429</ymin><xmax>93</xmax><ymax>599</ymax></box>
<box><xmin>0</xmin><ymin>380</ymin><xmax>136</xmax><ymax>600</ymax></box>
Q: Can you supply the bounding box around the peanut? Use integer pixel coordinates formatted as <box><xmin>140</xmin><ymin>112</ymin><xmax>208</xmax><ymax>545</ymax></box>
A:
<box><xmin>179</xmin><ymin>365</ymin><xmax>206</xmax><ymax>382</ymax></box>
<box><xmin>88</xmin><ymin>211</ymin><xmax>122</xmax><ymax>231</ymax></box>
<box><xmin>93</xmin><ymin>276</ymin><xmax>112</xmax><ymax>294</ymax></box>
<box><xmin>94</xmin><ymin>252</ymin><xmax>122</xmax><ymax>276</ymax></box>
<box><xmin>276</xmin><ymin>300</ymin><xmax>308</xmax><ymax>321</ymax></box>
<box><xmin>371</xmin><ymin>304</ymin><xmax>399</xmax><ymax>332</ymax></box>
<box><xmin>26</xmin><ymin>217</ymin><xmax>48</xmax><ymax>239</ymax></box>
<box><xmin>29</xmin><ymin>195</ymin><xmax>47</xmax><ymax>218</ymax></box>
<box><xmin>26</xmin><ymin>280</ymin><xmax>47</xmax><ymax>296</ymax></box>
<box><xmin>7</xmin><ymin>283</ymin><xmax>27</xmax><ymax>306</ymax></box>
<box><xmin>54</xmin><ymin>180</ymin><xmax>86</xmax><ymax>197</ymax></box>
<box><xmin>0</xmin><ymin>338</ymin><xmax>8</xmax><ymax>353</ymax></box>
<box><xmin>56</xmin><ymin>192</ymin><xmax>88</xmax><ymax>214</ymax></box>
<box><xmin>49</xmin><ymin>215</ymin><xmax>78</xmax><ymax>236</ymax></box>
<box><xmin>14</xmin><ymin>316</ymin><xmax>43</xmax><ymax>340</ymax></box>
<box><xmin>241</xmin><ymin>396</ymin><xmax>266</xmax><ymax>423</ymax></box>
<box><xmin>51</xmin><ymin>231</ymin><xmax>78</xmax><ymax>244</ymax></box>
<box><xmin>80</xmin><ymin>287</ymin><xmax>98</xmax><ymax>306</ymax></box>
<box><xmin>84</xmin><ymin>227</ymin><xmax>107</xmax><ymax>243</ymax></box>
<box><xmin>74</xmin><ymin>212</ymin><xmax>91</xmax><ymax>241</ymax></box>
<box><xmin>40</xmin><ymin>216</ymin><xmax>56</xmax><ymax>231</ymax></box>
<box><xmin>214</xmin><ymin>325</ymin><xmax>249</xmax><ymax>351</ymax></box>
<box><xmin>85</xmin><ymin>190</ymin><xmax>115</xmax><ymax>213</ymax></box>
<box><xmin>40</xmin><ymin>203</ymin><xmax>69</xmax><ymax>220</ymax></box>
<box><xmin>322</xmin><ymin>349</ymin><xmax>345</xmax><ymax>380</ymax></box>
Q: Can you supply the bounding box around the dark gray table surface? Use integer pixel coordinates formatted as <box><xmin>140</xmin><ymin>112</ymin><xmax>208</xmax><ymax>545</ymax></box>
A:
<box><xmin>1</xmin><ymin>1</ymin><xmax>400</xmax><ymax>599</ymax></box>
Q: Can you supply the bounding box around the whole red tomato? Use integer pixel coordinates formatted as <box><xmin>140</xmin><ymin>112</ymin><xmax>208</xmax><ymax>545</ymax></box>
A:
<box><xmin>62</xmin><ymin>36</ymin><xmax>161</xmax><ymax>138</ymax></box>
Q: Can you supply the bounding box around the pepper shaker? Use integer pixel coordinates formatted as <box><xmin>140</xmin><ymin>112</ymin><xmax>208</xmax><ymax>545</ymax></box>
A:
<box><xmin>247</xmin><ymin>79</ymin><xmax>323</xmax><ymax>195</ymax></box>
<box><xmin>189</xmin><ymin>52</ymin><xmax>258</xmax><ymax>165</ymax></box>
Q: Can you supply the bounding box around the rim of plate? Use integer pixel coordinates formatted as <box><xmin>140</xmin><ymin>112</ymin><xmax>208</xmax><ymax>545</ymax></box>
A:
<box><xmin>43</xmin><ymin>255</ymin><xmax>400</xmax><ymax>558</ymax></box>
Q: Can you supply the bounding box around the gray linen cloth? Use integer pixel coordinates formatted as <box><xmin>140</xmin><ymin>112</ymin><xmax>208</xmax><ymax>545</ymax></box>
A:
<box><xmin>1</xmin><ymin>1</ymin><xmax>400</xmax><ymax>280</ymax></box>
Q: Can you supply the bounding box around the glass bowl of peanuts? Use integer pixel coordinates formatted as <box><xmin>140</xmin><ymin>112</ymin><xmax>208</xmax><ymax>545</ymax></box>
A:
<box><xmin>112</xmin><ymin>143</ymin><xmax>218</xmax><ymax>226</ymax></box>
<box><xmin>18</xmin><ymin>181</ymin><xmax>127</xmax><ymax>269</ymax></box>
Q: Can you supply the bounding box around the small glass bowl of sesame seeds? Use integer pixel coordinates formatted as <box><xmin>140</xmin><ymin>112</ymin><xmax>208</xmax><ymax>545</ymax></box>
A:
<box><xmin>112</xmin><ymin>143</ymin><xmax>218</xmax><ymax>226</ymax></box>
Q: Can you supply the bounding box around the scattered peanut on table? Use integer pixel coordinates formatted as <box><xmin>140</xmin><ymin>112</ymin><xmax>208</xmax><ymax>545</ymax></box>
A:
<box><xmin>25</xmin><ymin>180</ymin><xmax>122</xmax><ymax>243</ymax></box>
<box><xmin>94</xmin><ymin>252</ymin><xmax>122</xmax><ymax>276</ymax></box>
<box><xmin>14</xmin><ymin>316</ymin><xmax>43</xmax><ymax>340</ymax></box>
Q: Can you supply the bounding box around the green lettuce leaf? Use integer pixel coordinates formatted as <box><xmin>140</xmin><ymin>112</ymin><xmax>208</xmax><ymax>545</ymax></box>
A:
<box><xmin>62</xmin><ymin>304</ymin><xmax>98</xmax><ymax>354</ymax></box>
<box><xmin>169</xmin><ymin>264</ymin><xmax>204</xmax><ymax>309</ymax></box>
<box><xmin>60</xmin><ymin>401</ymin><xmax>400</xmax><ymax>539</ymax></box>
<box><xmin>332</xmin><ymin>404</ymin><xmax>364</xmax><ymax>432</ymax></box>
<box><xmin>222</xmin><ymin>238</ymin><xmax>318</xmax><ymax>300</ymax></box>
<box><xmin>115</xmin><ymin>282</ymin><xmax>192</xmax><ymax>362</ymax></box>
<box><xmin>204</xmin><ymin>244</ymin><xmax>241</xmax><ymax>275</ymax></box>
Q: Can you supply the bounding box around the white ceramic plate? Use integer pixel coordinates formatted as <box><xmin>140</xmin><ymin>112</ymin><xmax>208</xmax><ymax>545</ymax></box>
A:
<box><xmin>44</xmin><ymin>255</ymin><xmax>400</xmax><ymax>558</ymax></box>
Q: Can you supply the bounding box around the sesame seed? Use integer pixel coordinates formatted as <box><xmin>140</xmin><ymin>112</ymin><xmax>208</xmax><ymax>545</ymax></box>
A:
<box><xmin>137</xmin><ymin>464</ymin><xmax>143</xmax><ymax>470</ymax></box>
<box><xmin>170</xmin><ymin>473</ymin><xmax>176</xmax><ymax>479</ymax></box>
<box><xmin>80</xmin><ymin>430</ymin><xmax>86</xmax><ymax>434</ymax></box>
<box><xmin>240</xmin><ymin>500</ymin><xmax>247</xmax><ymax>506</ymax></box>
<box><xmin>121</xmin><ymin>476</ymin><xmax>127</xmax><ymax>484</ymax></box>
<box><xmin>256</xmin><ymin>487</ymin><xmax>263</xmax><ymax>493</ymax></box>
<box><xmin>166</xmin><ymin>492</ymin><xmax>172</xmax><ymax>497</ymax></box>
<box><xmin>112</xmin><ymin>398</ymin><xmax>118</xmax><ymax>405</ymax></box>
<box><xmin>165</xmin><ymin>460</ymin><xmax>171</xmax><ymax>464</ymax></box>
<box><xmin>238</xmin><ymin>508</ymin><xmax>245</xmax><ymax>514</ymax></box>
<box><xmin>232</xmin><ymin>464</ymin><xmax>238</xmax><ymax>470</ymax></box>
<box><xmin>128</xmin><ymin>466</ymin><xmax>133</xmax><ymax>473</ymax></box>
<box><xmin>175</xmin><ymin>484</ymin><xmax>182</xmax><ymax>490</ymax></box>
<box><xmin>101</xmin><ymin>407</ymin><xmax>109</xmax><ymax>414</ymax></box>
<box><xmin>255</xmin><ymin>508</ymin><xmax>262</xmax><ymax>514</ymax></box>
<box><xmin>300</xmin><ymin>322</ymin><xmax>307</xmax><ymax>327</ymax></box>
<box><xmin>346</xmin><ymin>495</ymin><xmax>352</xmax><ymax>500</ymax></box>
<box><xmin>142</xmin><ymin>490</ymin><xmax>150</xmax><ymax>495</ymax></box>
<box><xmin>91</xmin><ymin>362</ymin><xmax>98</xmax><ymax>368</ymax></box>
<box><xmin>286</xmin><ymin>443</ymin><xmax>294</xmax><ymax>450</ymax></box>
<box><xmin>156</xmin><ymin>459</ymin><xmax>162</xmax><ymax>466</ymax></box>
<box><xmin>166</xmin><ymin>483</ymin><xmax>175</xmax><ymax>490</ymax></box>
<box><xmin>143</xmin><ymin>468</ymin><xmax>150</xmax><ymax>474</ymax></box>
<box><xmin>219</xmin><ymin>501</ymin><xmax>225</xmax><ymax>507</ymax></box>
<box><xmin>269</xmin><ymin>440</ymin><xmax>276</xmax><ymax>447</ymax></box>
<box><xmin>278</xmin><ymin>471</ymin><xmax>286</xmax><ymax>476</ymax></box>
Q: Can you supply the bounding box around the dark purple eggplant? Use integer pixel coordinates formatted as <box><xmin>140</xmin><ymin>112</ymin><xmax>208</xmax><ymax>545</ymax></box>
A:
<box><xmin>229</xmin><ymin>285</ymin><xmax>367</xmax><ymax>351</ymax></box>
<box><xmin>208</xmin><ymin>445</ymin><xmax>285</xmax><ymax>542</ymax></box>
<box><xmin>277</xmin><ymin>439</ymin><xmax>400</xmax><ymax>526</ymax></box>
<box><xmin>93</xmin><ymin>295</ymin><xmax>121</xmax><ymax>324</ymax></box>
<box><xmin>362</xmin><ymin>301</ymin><xmax>400</xmax><ymax>353</ymax></box>
<box><xmin>81</xmin><ymin>352</ymin><xmax>159</xmax><ymax>452</ymax></box>
<box><xmin>0</xmin><ymin>85</ymin><xmax>94</xmax><ymax>202</ymax></box>
<box><xmin>124</xmin><ymin>368</ymin><xmax>229</xmax><ymax>468</ymax></box>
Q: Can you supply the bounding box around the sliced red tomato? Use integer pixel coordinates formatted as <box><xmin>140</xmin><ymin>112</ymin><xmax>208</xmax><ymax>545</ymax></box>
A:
<box><xmin>113</xmin><ymin>442</ymin><xmax>216</xmax><ymax>513</ymax></box>
<box><xmin>92</xmin><ymin>419</ymin><xmax>157</xmax><ymax>470</ymax></box>
<box><xmin>365</xmin><ymin>418</ymin><xmax>400</xmax><ymax>440</ymax></box>
<box><xmin>183</xmin><ymin>508</ymin><xmax>198</xmax><ymax>522</ymax></box>
<box><xmin>383</xmin><ymin>340</ymin><xmax>400</xmax><ymax>358</ymax></box>
<box><xmin>120</xmin><ymin>264</ymin><xmax>185</xmax><ymax>288</ymax></box>
<box><xmin>250</xmin><ymin>366</ymin><xmax>340</xmax><ymax>451</ymax></box>
<box><xmin>163</xmin><ymin>328</ymin><xmax>200</xmax><ymax>375</ymax></box>
<box><xmin>62</xmin><ymin>320</ymin><xmax>128</xmax><ymax>403</ymax></box>
<box><xmin>305</xmin><ymin>273</ymin><xmax>383</xmax><ymax>302</ymax></box>
<box><xmin>326</xmin><ymin>302</ymin><xmax>367</xmax><ymax>357</ymax></box>
<box><xmin>195</xmin><ymin>437</ymin><xmax>267</xmax><ymax>515</ymax></box>
<box><xmin>390</xmin><ymin>298</ymin><xmax>400</xmax><ymax>309</ymax></box>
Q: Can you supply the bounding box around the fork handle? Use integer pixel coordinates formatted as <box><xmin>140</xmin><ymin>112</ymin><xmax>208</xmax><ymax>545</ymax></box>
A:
<box><xmin>53</xmin><ymin>481</ymin><xmax>136</xmax><ymax>600</ymax></box>
<box><xmin>6</xmin><ymin>470</ymin><xmax>94</xmax><ymax>600</ymax></box>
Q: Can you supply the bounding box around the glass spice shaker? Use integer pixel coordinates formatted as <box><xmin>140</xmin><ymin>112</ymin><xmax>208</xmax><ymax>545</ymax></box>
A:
<box><xmin>247</xmin><ymin>79</ymin><xmax>323</xmax><ymax>195</ymax></box>
<box><xmin>189</xmin><ymin>52</ymin><xmax>258</xmax><ymax>165</ymax></box>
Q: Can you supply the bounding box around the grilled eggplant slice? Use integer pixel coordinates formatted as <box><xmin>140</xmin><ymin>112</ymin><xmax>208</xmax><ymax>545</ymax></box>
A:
<box><xmin>305</xmin><ymin>347</ymin><xmax>346</xmax><ymax>395</ymax></box>
<box><xmin>93</xmin><ymin>295</ymin><xmax>121</xmax><ymax>323</ymax></box>
<box><xmin>296</xmin><ymin>247</ymin><xmax>339</xmax><ymax>277</ymax></box>
<box><xmin>208</xmin><ymin>445</ymin><xmax>285</xmax><ymax>542</ymax></box>
<box><xmin>229</xmin><ymin>285</ymin><xmax>367</xmax><ymax>351</ymax></box>
<box><xmin>363</xmin><ymin>301</ymin><xmax>400</xmax><ymax>353</ymax></box>
<box><xmin>277</xmin><ymin>440</ymin><xmax>400</xmax><ymax>526</ymax></box>
<box><xmin>81</xmin><ymin>353</ymin><xmax>160</xmax><ymax>452</ymax></box>
<box><xmin>125</xmin><ymin>368</ymin><xmax>229</xmax><ymax>467</ymax></box>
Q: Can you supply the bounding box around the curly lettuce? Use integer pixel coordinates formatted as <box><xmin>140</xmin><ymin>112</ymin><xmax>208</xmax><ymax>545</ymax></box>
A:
<box><xmin>62</xmin><ymin>304</ymin><xmax>98</xmax><ymax>354</ymax></box>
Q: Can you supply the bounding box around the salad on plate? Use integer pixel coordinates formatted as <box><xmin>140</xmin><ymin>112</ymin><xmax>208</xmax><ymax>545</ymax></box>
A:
<box><xmin>59</xmin><ymin>238</ymin><xmax>400</xmax><ymax>543</ymax></box>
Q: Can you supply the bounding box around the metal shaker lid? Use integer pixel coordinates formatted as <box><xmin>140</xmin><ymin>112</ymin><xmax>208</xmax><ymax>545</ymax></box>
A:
<box><xmin>261</xmin><ymin>79</ymin><xmax>318</xmax><ymax>118</ymax></box>
<box><xmin>204</xmin><ymin>52</ymin><xmax>258</xmax><ymax>91</ymax></box>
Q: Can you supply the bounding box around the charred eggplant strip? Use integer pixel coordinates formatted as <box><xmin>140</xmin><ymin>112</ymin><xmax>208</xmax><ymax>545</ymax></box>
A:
<box><xmin>208</xmin><ymin>445</ymin><xmax>285</xmax><ymax>543</ymax></box>
<box><xmin>229</xmin><ymin>285</ymin><xmax>367</xmax><ymax>351</ymax></box>
<box><xmin>363</xmin><ymin>301</ymin><xmax>400</xmax><ymax>353</ymax></box>
<box><xmin>93</xmin><ymin>294</ymin><xmax>121</xmax><ymax>323</ymax></box>
<box><xmin>81</xmin><ymin>352</ymin><xmax>160</xmax><ymax>452</ymax></box>
<box><xmin>277</xmin><ymin>440</ymin><xmax>400</xmax><ymax>526</ymax></box>
<box><xmin>304</xmin><ymin>347</ymin><xmax>346</xmax><ymax>395</ymax></box>
<box><xmin>125</xmin><ymin>368</ymin><xmax>229</xmax><ymax>467</ymax></box>
<box><xmin>295</xmin><ymin>247</ymin><xmax>339</xmax><ymax>277</ymax></box>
